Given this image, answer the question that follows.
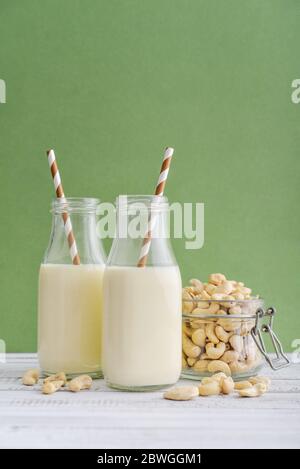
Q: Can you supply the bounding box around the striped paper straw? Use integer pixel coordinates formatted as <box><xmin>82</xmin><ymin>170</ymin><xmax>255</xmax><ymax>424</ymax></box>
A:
<box><xmin>46</xmin><ymin>149</ymin><xmax>81</xmax><ymax>265</ymax></box>
<box><xmin>137</xmin><ymin>146</ymin><xmax>174</xmax><ymax>267</ymax></box>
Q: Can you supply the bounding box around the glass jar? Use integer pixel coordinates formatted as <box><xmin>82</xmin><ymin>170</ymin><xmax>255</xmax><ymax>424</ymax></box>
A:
<box><xmin>103</xmin><ymin>195</ymin><xmax>182</xmax><ymax>391</ymax></box>
<box><xmin>182</xmin><ymin>297</ymin><xmax>289</xmax><ymax>380</ymax></box>
<box><xmin>38</xmin><ymin>198</ymin><xmax>106</xmax><ymax>378</ymax></box>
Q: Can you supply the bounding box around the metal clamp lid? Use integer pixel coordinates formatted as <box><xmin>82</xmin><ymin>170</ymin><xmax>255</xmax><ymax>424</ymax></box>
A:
<box><xmin>251</xmin><ymin>307</ymin><xmax>290</xmax><ymax>370</ymax></box>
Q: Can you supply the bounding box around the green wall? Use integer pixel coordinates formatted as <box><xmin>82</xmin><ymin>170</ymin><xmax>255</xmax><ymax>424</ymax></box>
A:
<box><xmin>0</xmin><ymin>0</ymin><xmax>299</xmax><ymax>352</ymax></box>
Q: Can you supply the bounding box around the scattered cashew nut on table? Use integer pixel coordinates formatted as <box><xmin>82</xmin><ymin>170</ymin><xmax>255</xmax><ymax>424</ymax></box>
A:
<box><xmin>42</xmin><ymin>379</ymin><xmax>65</xmax><ymax>395</ymax></box>
<box><xmin>68</xmin><ymin>375</ymin><xmax>93</xmax><ymax>392</ymax></box>
<box><xmin>164</xmin><ymin>386</ymin><xmax>199</xmax><ymax>401</ymax></box>
<box><xmin>22</xmin><ymin>369</ymin><xmax>40</xmax><ymax>386</ymax></box>
<box><xmin>22</xmin><ymin>369</ymin><xmax>93</xmax><ymax>394</ymax></box>
<box><xmin>163</xmin><ymin>374</ymin><xmax>270</xmax><ymax>401</ymax></box>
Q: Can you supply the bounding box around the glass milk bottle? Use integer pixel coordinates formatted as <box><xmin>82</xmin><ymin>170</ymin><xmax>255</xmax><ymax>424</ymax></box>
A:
<box><xmin>103</xmin><ymin>195</ymin><xmax>182</xmax><ymax>390</ymax></box>
<box><xmin>38</xmin><ymin>198</ymin><xmax>106</xmax><ymax>378</ymax></box>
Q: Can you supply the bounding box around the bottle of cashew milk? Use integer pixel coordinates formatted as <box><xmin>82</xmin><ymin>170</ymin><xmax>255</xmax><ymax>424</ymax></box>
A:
<box><xmin>38</xmin><ymin>198</ymin><xmax>106</xmax><ymax>378</ymax></box>
<box><xmin>103</xmin><ymin>195</ymin><xmax>182</xmax><ymax>390</ymax></box>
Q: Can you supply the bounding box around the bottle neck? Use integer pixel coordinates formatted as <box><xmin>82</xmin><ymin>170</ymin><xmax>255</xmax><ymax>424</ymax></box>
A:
<box><xmin>108</xmin><ymin>195</ymin><xmax>176</xmax><ymax>267</ymax></box>
<box><xmin>44</xmin><ymin>207</ymin><xmax>106</xmax><ymax>265</ymax></box>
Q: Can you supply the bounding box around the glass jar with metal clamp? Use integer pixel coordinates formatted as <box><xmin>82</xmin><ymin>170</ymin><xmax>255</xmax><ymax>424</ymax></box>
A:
<box><xmin>182</xmin><ymin>298</ymin><xmax>290</xmax><ymax>380</ymax></box>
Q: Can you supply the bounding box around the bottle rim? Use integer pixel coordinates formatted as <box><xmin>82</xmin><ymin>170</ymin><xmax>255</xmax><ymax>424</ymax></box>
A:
<box><xmin>50</xmin><ymin>197</ymin><xmax>100</xmax><ymax>214</ymax></box>
<box><xmin>182</xmin><ymin>297</ymin><xmax>264</xmax><ymax>319</ymax></box>
<box><xmin>116</xmin><ymin>194</ymin><xmax>169</xmax><ymax>212</ymax></box>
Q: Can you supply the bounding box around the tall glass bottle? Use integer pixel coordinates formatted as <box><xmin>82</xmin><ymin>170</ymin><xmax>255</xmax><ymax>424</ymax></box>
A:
<box><xmin>103</xmin><ymin>195</ymin><xmax>182</xmax><ymax>390</ymax></box>
<box><xmin>38</xmin><ymin>198</ymin><xmax>106</xmax><ymax>378</ymax></box>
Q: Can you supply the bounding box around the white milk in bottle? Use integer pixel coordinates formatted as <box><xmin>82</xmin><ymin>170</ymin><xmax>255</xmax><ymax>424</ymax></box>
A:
<box><xmin>38</xmin><ymin>264</ymin><xmax>104</xmax><ymax>376</ymax></box>
<box><xmin>103</xmin><ymin>195</ymin><xmax>182</xmax><ymax>390</ymax></box>
<box><xmin>103</xmin><ymin>265</ymin><xmax>182</xmax><ymax>388</ymax></box>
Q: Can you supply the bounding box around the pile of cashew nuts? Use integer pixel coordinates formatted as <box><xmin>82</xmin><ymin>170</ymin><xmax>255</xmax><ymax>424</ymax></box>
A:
<box><xmin>22</xmin><ymin>369</ymin><xmax>92</xmax><ymax>394</ymax></box>
<box><xmin>164</xmin><ymin>374</ymin><xmax>271</xmax><ymax>400</ymax></box>
<box><xmin>182</xmin><ymin>273</ymin><xmax>262</xmax><ymax>377</ymax></box>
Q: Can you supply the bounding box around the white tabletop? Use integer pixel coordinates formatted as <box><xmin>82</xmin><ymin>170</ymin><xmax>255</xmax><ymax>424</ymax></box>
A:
<box><xmin>0</xmin><ymin>353</ymin><xmax>299</xmax><ymax>449</ymax></box>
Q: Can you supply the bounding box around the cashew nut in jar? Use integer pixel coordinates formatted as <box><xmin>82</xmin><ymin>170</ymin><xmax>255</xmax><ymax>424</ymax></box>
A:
<box><xmin>182</xmin><ymin>333</ymin><xmax>201</xmax><ymax>358</ymax></box>
<box><xmin>191</xmin><ymin>328</ymin><xmax>206</xmax><ymax>347</ymax></box>
<box><xmin>215</xmin><ymin>325</ymin><xmax>232</xmax><ymax>343</ymax></box>
<box><xmin>220</xmin><ymin>350</ymin><xmax>240</xmax><ymax>363</ymax></box>
<box><xmin>193</xmin><ymin>359</ymin><xmax>209</xmax><ymax>372</ymax></box>
<box><xmin>182</xmin><ymin>290</ymin><xmax>194</xmax><ymax>314</ymax></box>
<box><xmin>206</xmin><ymin>342</ymin><xmax>226</xmax><ymax>359</ymax></box>
<box><xmin>205</xmin><ymin>323</ymin><xmax>219</xmax><ymax>344</ymax></box>
<box><xmin>207</xmin><ymin>360</ymin><xmax>231</xmax><ymax>375</ymax></box>
<box><xmin>189</xmin><ymin>279</ymin><xmax>204</xmax><ymax>293</ymax></box>
<box><xmin>182</xmin><ymin>274</ymin><xmax>264</xmax><ymax>380</ymax></box>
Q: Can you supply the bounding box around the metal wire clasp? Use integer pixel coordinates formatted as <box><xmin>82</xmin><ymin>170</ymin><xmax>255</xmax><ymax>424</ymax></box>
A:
<box><xmin>251</xmin><ymin>307</ymin><xmax>290</xmax><ymax>370</ymax></box>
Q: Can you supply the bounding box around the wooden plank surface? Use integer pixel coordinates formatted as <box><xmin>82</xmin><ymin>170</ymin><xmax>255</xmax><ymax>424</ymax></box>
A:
<box><xmin>0</xmin><ymin>354</ymin><xmax>299</xmax><ymax>449</ymax></box>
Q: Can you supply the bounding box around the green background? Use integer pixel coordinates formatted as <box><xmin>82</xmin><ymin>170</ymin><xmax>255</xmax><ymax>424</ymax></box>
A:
<box><xmin>0</xmin><ymin>0</ymin><xmax>299</xmax><ymax>352</ymax></box>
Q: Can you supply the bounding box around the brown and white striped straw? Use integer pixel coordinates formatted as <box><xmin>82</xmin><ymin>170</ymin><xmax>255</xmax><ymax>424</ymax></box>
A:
<box><xmin>46</xmin><ymin>149</ymin><xmax>80</xmax><ymax>265</ymax></box>
<box><xmin>137</xmin><ymin>146</ymin><xmax>174</xmax><ymax>267</ymax></box>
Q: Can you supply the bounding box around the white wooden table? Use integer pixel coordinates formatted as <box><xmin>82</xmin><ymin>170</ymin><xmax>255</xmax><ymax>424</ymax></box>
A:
<box><xmin>0</xmin><ymin>354</ymin><xmax>299</xmax><ymax>449</ymax></box>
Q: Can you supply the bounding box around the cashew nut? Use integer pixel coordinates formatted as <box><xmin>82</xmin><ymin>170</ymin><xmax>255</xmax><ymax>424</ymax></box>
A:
<box><xmin>217</xmin><ymin>317</ymin><xmax>241</xmax><ymax>332</ymax></box>
<box><xmin>205</xmin><ymin>323</ymin><xmax>219</xmax><ymax>344</ymax></box>
<box><xmin>215</xmin><ymin>281</ymin><xmax>234</xmax><ymax>295</ymax></box>
<box><xmin>182</xmin><ymin>333</ymin><xmax>201</xmax><ymax>358</ymax></box>
<box><xmin>193</xmin><ymin>302</ymin><xmax>219</xmax><ymax>315</ymax></box>
<box><xmin>190</xmin><ymin>319</ymin><xmax>207</xmax><ymax>328</ymax></box>
<box><xmin>199</xmin><ymin>380</ymin><xmax>221</xmax><ymax>396</ymax></box>
<box><xmin>207</xmin><ymin>360</ymin><xmax>231</xmax><ymax>375</ymax></box>
<box><xmin>68</xmin><ymin>375</ymin><xmax>93</xmax><ymax>392</ymax></box>
<box><xmin>182</xmin><ymin>322</ymin><xmax>193</xmax><ymax>337</ymax></box>
<box><xmin>219</xmin><ymin>295</ymin><xmax>235</xmax><ymax>308</ymax></box>
<box><xmin>210</xmin><ymin>372</ymin><xmax>227</xmax><ymax>381</ymax></box>
<box><xmin>44</xmin><ymin>372</ymin><xmax>67</xmax><ymax>386</ymax></box>
<box><xmin>193</xmin><ymin>359</ymin><xmax>209</xmax><ymax>372</ymax></box>
<box><xmin>208</xmin><ymin>273</ymin><xmax>226</xmax><ymax>286</ymax></box>
<box><xmin>234</xmin><ymin>380</ymin><xmax>252</xmax><ymax>390</ymax></box>
<box><xmin>221</xmin><ymin>376</ymin><xmax>235</xmax><ymax>394</ymax></box>
<box><xmin>211</xmin><ymin>293</ymin><xmax>227</xmax><ymax>301</ymax></box>
<box><xmin>202</xmin><ymin>372</ymin><xmax>227</xmax><ymax>385</ymax></box>
<box><xmin>221</xmin><ymin>351</ymin><xmax>241</xmax><ymax>364</ymax></box>
<box><xmin>200</xmin><ymin>290</ymin><xmax>211</xmax><ymax>300</ymax></box>
<box><xmin>191</xmin><ymin>328</ymin><xmax>206</xmax><ymax>347</ymax></box>
<box><xmin>206</xmin><ymin>342</ymin><xmax>226</xmax><ymax>359</ymax></box>
<box><xmin>232</xmin><ymin>292</ymin><xmax>245</xmax><ymax>300</ymax></box>
<box><xmin>189</xmin><ymin>278</ymin><xmax>204</xmax><ymax>293</ymax></box>
<box><xmin>164</xmin><ymin>386</ymin><xmax>199</xmax><ymax>401</ymax></box>
<box><xmin>201</xmin><ymin>373</ymin><xmax>233</xmax><ymax>395</ymax></box>
<box><xmin>182</xmin><ymin>290</ymin><xmax>194</xmax><ymax>313</ymax></box>
<box><xmin>241</xmin><ymin>287</ymin><xmax>252</xmax><ymax>296</ymax></box>
<box><xmin>238</xmin><ymin>382</ymin><xmax>267</xmax><ymax>397</ymax></box>
<box><xmin>205</xmin><ymin>283</ymin><xmax>218</xmax><ymax>295</ymax></box>
<box><xmin>196</xmin><ymin>301</ymin><xmax>210</xmax><ymax>309</ymax></box>
<box><xmin>229</xmin><ymin>335</ymin><xmax>243</xmax><ymax>353</ymax></box>
<box><xmin>249</xmin><ymin>376</ymin><xmax>271</xmax><ymax>390</ymax></box>
<box><xmin>182</xmin><ymin>355</ymin><xmax>188</xmax><ymax>368</ymax></box>
<box><xmin>215</xmin><ymin>325</ymin><xmax>231</xmax><ymax>343</ymax></box>
<box><xmin>187</xmin><ymin>357</ymin><xmax>197</xmax><ymax>367</ymax></box>
<box><xmin>229</xmin><ymin>361</ymin><xmax>248</xmax><ymax>374</ymax></box>
<box><xmin>22</xmin><ymin>369</ymin><xmax>40</xmax><ymax>386</ymax></box>
<box><xmin>229</xmin><ymin>305</ymin><xmax>242</xmax><ymax>315</ymax></box>
<box><xmin>42</xmin><ymin>379</ymin><xmax>64</xmax><ymax>394</ymax></box>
